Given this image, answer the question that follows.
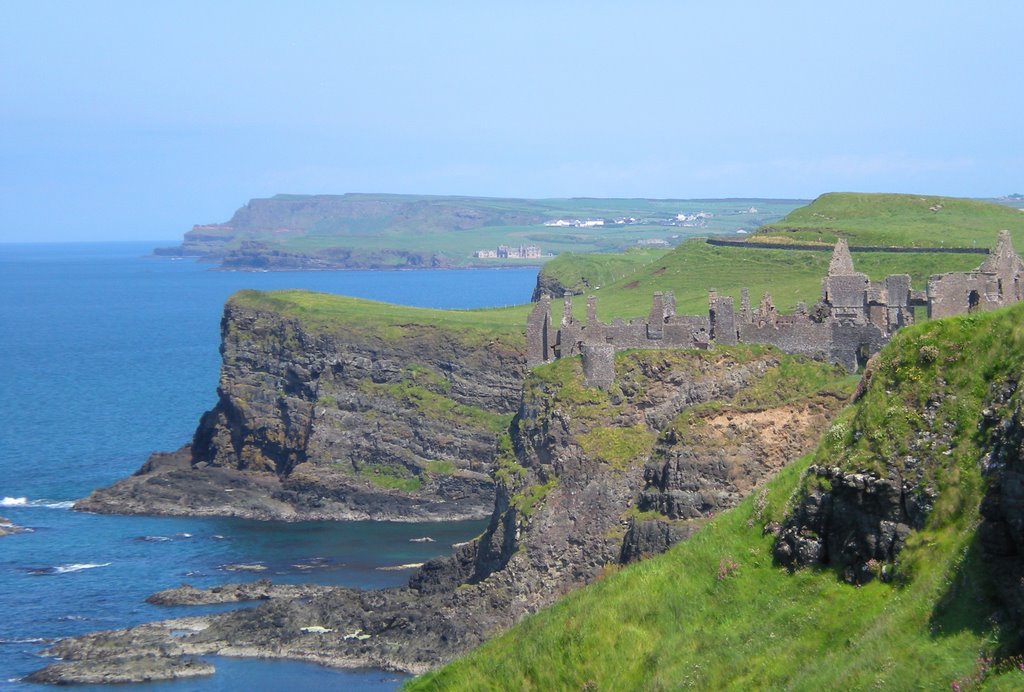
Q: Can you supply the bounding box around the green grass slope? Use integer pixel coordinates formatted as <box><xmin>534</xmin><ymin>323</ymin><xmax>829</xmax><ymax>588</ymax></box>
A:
<box><xmin>231</xmin><ymin>192</ymin><xmax>1019</xmax><ymax>339</ymax></box>
<box><xmin>229</xmin><ymin>289</ymin><xmax>529</xmax><ymax>346</ymax></box>
<box><xmin>553</xmin><ymin>238</ymin><xmax>984</xmax><ymax>320</ymax></box>
<box><xmin>185</xmin><ymin>194</ymin><xmax>804</xmax><ymax>263</ymax></box>
<box><xmin>757</xmin><ymin>192</ymin><xmax>1024</xmax><ymax>247</ymax></box>
<box><xmin>410</xmin><ymin>303</ymin><xmax>1024</xmax><ymax>690</ymax></box>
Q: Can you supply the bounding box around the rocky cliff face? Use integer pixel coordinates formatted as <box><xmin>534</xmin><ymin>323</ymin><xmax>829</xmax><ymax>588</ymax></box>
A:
<box><xmin>153</xmin><ymin>194</ymin><xmax>545</xmax><ymax>267</ymax></box>
<box><xmin>217</xmin><ymin>241</ymin><xmax>453</xmax><ymax>271</ymax></box>
<box><xmin>978</xmin><ymin>378</ymin><xmax>1024</xmax><ymax>645</ymax></box>
<box><xmin>77</xmin><ymin>293</ymin><xmax>525</xmax><ymax>521</ymax></box>
<box><xmin>46</xmin><ymin>346</ymin><xmax>850</xmax><ymax>682</ymax></box>
<box><xmin>771</xmin><ymin>303</ymin><xmax>1024</xmax><ymax>629</ymax></box>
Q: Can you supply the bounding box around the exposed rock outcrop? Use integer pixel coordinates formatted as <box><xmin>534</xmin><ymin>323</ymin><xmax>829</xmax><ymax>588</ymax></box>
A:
<box><xmin>146</xmin><ymin>580</ymin><xmax>331</xmax><ymax>606</ymax></box>
<box><xmin>530</xmin><ymin>269</ymin><xmax>571</xmax><ymax>302</ymax></box>
<box><xmin>978</xmin><ymin>379</ymin><xmax>1024</xmax><ymax>645</ymax></box>
<box><xmin>154</xmin><ymin>193</ymin><xmax>545</xmax><ymax>269</ymax></box>
<box><xmin>76</xmin><ymin>294</ymin><xmax>525</xmax><ymax>521</ymax></box>
<box><xmin>26</xmin><ymin>652</ymin><xmax>214</xmax><ymax>686</ymax></box>
<box><xmin>218</xmin><ymin>241</ymin><xmax>454</xmax><ymax>271</ymax></box>
<box><xmin>773</xmin><ymin>465</ymin><xmax>929</xmax><ymax>582</ymax></box>
<box><xmin>0</xmin><ymin>515</ymin><xmax>26</xmax><ymax>537</ymax></box>
<box><xmin>40</xmin><ymin>347</ymin><xmax>847</xmax><ymax>683</ymax></box>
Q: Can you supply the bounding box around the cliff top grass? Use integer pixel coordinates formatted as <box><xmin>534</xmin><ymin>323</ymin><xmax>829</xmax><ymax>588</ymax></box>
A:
<box><xmin>411</xmin><ymin>303</ymin><xmax>1024</xmax><ymax>691</ymax></box>
<box><xmin>538</xmin><ymin>192</ymin><xmax>1024</xmax><ymax>321</ymax></box>
<box><xmin>235</xmin><ymin>192</ymin><xmax>1020</xmax><ymax>340</ymax></box>
<box><xmin>229</xmin><ymin>289</ymin><xmax>529</xmax><ymax>345</ymax></box>
<box><xmin>554</xmin><ymin>237</ymin><xmax>986</xmax><ymax>320</ymax></box>
<box><xmin>815</xmin><ymin>301</ymin><xmax>1024</xmax><ymax>500</ymax></box>
<box><xmin>757</xmin><ymin>192</ymin><xmax>1024</xmax><ymax>247</ymax></box>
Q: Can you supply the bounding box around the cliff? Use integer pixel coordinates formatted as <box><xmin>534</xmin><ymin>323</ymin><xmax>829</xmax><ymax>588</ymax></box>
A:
<box><xmin>153</xmin><ymin>193</ymin><xmax>803</xmax><ymax>270</ymax></box>
<box><xmin>417</xmin><ymin>302</ymin><xmax>1024</xmax><ymax>690</ymax></box>
<box><xmin>77</xmin><ymin>291</ymin><xmax>527</xmax><ymax>521</ymax></box>
<box><xmin>39</xmin><ymin>345</ymin><xmax>850</xmax><ymax>682</ymax></box>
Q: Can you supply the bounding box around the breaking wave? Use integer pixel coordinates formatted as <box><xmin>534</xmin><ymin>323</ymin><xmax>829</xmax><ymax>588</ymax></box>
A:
<box><xmin>29</xmin><ymin>563</ymin><xmax>112</xmax><ymax>576</ymax></box>
<box><xmin>2</xmin><ymin>496</ymin><xmax>75</xmax><ymax>509</ymax></box>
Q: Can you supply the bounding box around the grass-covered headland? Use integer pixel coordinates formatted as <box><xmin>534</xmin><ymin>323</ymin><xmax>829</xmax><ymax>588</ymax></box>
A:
<box><xmin>410</xmin><ymin>302</ymin><xmax>1024</xmax><ymax>690</ymax></box>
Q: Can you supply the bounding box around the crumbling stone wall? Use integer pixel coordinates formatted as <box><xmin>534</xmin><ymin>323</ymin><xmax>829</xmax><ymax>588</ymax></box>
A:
<box><xmin>528</xmin><ymin>232</ymin><xmax>1023</xmax><ymax>380</ymax></box>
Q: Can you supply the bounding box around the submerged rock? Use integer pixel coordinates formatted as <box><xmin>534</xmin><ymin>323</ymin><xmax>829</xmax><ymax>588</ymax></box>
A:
<box><xmin>0</xmin><ymin>515</ymin><xmax>26</xmax><ymax>537</ymax></box>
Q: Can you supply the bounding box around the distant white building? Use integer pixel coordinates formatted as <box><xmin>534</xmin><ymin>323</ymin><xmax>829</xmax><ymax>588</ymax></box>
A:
<box><xmin>490</xmin><ymin>244</ymin><xmax>541</xmax><ymax>259</ymax></box>
<box><xmin>543</xmin><ymin>218</ymin><xmax>605</xmax><ymax>228</ymax></box>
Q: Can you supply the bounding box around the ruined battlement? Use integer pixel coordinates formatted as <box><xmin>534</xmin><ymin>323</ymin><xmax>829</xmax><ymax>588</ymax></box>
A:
<box><xmin>528</xmin><ymin>232</ymin><xmax>1023</xmax><ymax>384</ymax></box>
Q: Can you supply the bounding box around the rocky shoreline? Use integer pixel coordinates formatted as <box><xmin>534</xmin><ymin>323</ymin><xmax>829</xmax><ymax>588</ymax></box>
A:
<box><xmin>76</xmin><ymin>295</ymin><xmax>526</xmax><ymax>523</ymax></box>
<box><xmin>31</xmin><ymin>348</ymin><xmax>847</xmax><ymax>684</ymax></box>
<box><xmin>75</xmin><ymin>447</ymin><xmax>492</xmax><ymax>523</ymax></box>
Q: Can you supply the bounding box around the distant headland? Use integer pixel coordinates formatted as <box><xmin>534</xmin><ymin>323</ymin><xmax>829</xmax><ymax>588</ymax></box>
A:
<box><xmin>153</xmin><ymin>193</ymin><xmax>806</xmax><ymax>270</ymax></box>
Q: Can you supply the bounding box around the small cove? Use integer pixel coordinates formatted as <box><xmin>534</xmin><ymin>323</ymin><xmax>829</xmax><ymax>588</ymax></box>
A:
<box><xmin>0</xmin><ymin>242</ymin><xmax>535</xmax><ymax>688</ymax></box>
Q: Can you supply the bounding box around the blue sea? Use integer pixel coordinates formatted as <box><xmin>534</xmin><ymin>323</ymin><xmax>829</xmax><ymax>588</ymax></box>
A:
<box><xmin>0</xmin><ymin>242</ymin><xmax>538</xmax><ymax>690</ymax></box>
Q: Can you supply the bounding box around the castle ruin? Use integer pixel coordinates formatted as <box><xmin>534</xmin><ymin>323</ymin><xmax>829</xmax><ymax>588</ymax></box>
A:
<box><xmin>527</xmin><ymin>231</ymin><xmax>1024</xmax><ymax>381</ymax></box>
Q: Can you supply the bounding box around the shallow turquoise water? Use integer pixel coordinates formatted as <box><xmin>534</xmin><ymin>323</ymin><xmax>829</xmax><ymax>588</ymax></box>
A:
<box><xmin>0</xmin><ymin>243</ymin><xmax>535</xmax><ymax>688</ymax></box>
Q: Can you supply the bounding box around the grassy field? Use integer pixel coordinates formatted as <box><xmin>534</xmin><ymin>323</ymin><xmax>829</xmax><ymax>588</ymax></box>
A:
<box><xmin>552</xmin><ymin>238</ymin><xmax>987</xmax><ymax>320</ymax></box>
<box><xmin>230</xmin><ymin>234</ymin><xmax>1000</xmax><ymax>342</ymax></box>
<box><xmin>757</xmin><ymin>192</ymin><xmax>1024</xmax><ymax>247</ymax></box>
<box><xmin>229</xmin><ymin>289</ymin><xmax>529</xmax><ymax>346</ymax></box>
<box><xmin>187</xmin><ymin>194</ymin><xmax>805</xmax><ymax>263</ymax></box>
<box><xmin>410</xmin><ymin>303</ymin><xmax>1024</xmax><ymax>691</ymax></box>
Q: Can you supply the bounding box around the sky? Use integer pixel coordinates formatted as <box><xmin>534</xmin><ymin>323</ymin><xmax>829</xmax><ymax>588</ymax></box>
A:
<box><xmin>1</xmin><ymin>1</ymin><xmax>1021</xmax><ymax>242</ymax></box>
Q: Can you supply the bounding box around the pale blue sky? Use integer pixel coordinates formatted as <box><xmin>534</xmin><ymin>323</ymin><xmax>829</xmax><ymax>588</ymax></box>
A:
<box><xmin>1</xmin><ymin>1</ymin><xmax>1021</xmax><ymax>241</ymax></box>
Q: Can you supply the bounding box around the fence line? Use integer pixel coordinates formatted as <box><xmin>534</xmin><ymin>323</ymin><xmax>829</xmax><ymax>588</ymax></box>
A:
<box><xmin>704</xmin><ymin>237</ymin><xmax>989</xmax><ymax>255</ymax></box>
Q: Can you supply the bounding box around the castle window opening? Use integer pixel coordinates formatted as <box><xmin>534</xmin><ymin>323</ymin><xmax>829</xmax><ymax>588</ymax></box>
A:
<box><xmin>968</xmin><ymin>290</ymin><xmax>980</xmax><ymax>313</ymax></box>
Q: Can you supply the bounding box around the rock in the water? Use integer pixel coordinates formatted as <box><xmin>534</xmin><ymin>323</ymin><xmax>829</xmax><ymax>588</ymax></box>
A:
<box><xmin>26</xmin><ymin>654</ymin><xmax>214</xmax><ymax>685</ymax></box>
<box><xmin>0</xmin><ymin>515</ymin><xmax>26</xmax><ymax>537</ymax></box>
<box><xmin>146</xmin><ymin>580</ymin><xmax>331</xmax><ymax>606</ymax></box>
<box><xmin>38</xmin><ymin>348</ymin><xmax>846</xmax><ymax>681</ymax></box>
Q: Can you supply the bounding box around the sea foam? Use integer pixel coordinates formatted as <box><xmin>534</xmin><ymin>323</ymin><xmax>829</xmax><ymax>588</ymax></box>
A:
<box><xmin>1</xmin><ymin>496</ymin><xmax>74</xmax><ymax>509</ymax></box>
<box><xmin>49</xmin><ymin>563</ymin><xmax>112</xmax><ymax>574</ymax></box>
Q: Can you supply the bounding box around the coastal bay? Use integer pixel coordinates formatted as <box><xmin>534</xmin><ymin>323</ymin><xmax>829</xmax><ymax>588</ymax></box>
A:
<box><xmin>0</xmin><ymin>243</ymin><xmax>534</xmax><ymax>689</ymax></box>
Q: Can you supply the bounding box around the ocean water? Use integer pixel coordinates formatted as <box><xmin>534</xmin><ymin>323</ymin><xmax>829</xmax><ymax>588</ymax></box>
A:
<box><xmin>0</xmin><ymin>242</ymin><xmax>537</xmax><ymax>689</ymax></box>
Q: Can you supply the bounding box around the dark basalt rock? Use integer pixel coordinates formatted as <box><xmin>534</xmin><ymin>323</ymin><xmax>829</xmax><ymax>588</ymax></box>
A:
<box><xmin>26</xmin><ymin>654</ymin><xmax>214</xmax><ymax>685</ymax></box>
<box><xmin>977</xmin><ymin>379</ymin><xmax>1024</xmax><ymax>645</ymax></box>
<box><xmin>773</xmin><ymin>465</ymin><xmax>925</xmax><ymax>582</ymax></box>
<box><xmin>38</xmin><ymin>349</ymin><xmax>842</xmax><ymax>684</ymax></box>
<box><xmin>77</xmin><ymin>300</ymin><xmax>525</xmax><ymax>522</ymax></box>
<box><xmin>146</xmin><ymin>580</ymin><xmax>332</xmax><ymax>606</ymax></box>
<box><xmin>620</xmin><ymin>519</ymin><xmax>698</xmax><ymax>564</ymax></box>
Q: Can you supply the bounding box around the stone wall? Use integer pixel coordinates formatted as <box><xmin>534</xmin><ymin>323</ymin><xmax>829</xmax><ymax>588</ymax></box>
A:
<box><xmin>528</xmin><ymin>232</ymin><xmax>1024</xmax><ymax>380</ymax></box>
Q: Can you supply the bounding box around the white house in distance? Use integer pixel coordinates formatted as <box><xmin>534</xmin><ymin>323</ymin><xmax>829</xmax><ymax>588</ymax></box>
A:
<box><xmin>543</xmin><ymin>218</ymin><xmax>604</xmax><ymax>228</ymax></box>
<box><xmin>473</xmin><ymin>245</ymin><xmax>541</xmax><ymax>259</ymax></box>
